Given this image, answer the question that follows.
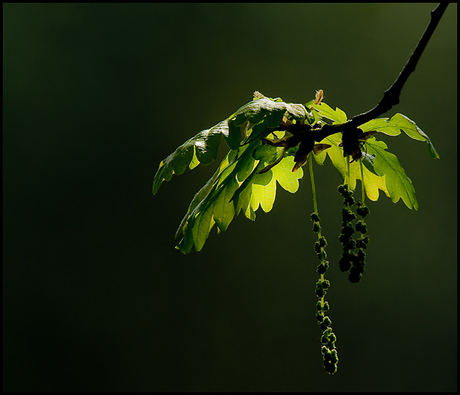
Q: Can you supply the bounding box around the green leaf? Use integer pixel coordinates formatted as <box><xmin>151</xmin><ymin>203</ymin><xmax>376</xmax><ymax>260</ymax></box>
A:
<box><xmin>232</xmin><ymin>161</ymin><xmax>264</xmax><ymax>207</ymax></box>
<box><xmin>309</xmin><ymin>102</ymin><xmax>348</xmax><ymax>123</ymax></box>
<box><xmin>271</xmin><ymin>156</ymin><xmax>303</xmax><ymax>193</ymax></box>
<box><xmin>252</xmin><ymin>144</ymin><xmax>282</xmax><ymax>162</ymax></box>
<box><xmin>361</xmin><ymin>152</ymin><xmax>377</xmax><ymax>175</ymax></box>
<box><xmin>313</xmin><ymin>147</ymin><xmax>327</xmax><ymax>165</ymax></box>
<box><xmin>360</xmin><ymin>113</ymin><xmax>439</xmax><ymax>159</ymax></box>
<box><xmin>320</xmin><ymin>132</ymin><xmax>389</xmax><ymax>201</ymax></box>
<box><xmin>194</xmin><ymin>124</ymin><xmax>224</xmax><ymax>165</ymax></box>
<box><xmin>157</xmin><ymin>94</ymin><xmax>434</xmax><ymax>254</ymax></box>
<box><xmin>175</xmin><ymin>140</ymin><xmax>261</xmax><ymax>253</ymax></box>
<box><xmin>366</xmin><ymin>138</ymin><xmax>418</xmax><ymax>210</ymax></box>
<box><xmin>225</xmin><ymin>119</ymin><xmax>243</xmax><ymax>150</ymax></box>
<box><xmin>153</xmin><ymin>123</ymin><xmax>226</xmax><ymax>194</ymax></box>
<box><xmin>251</xmin><ymin>170</ymin><xmax>277</xmax><ymax>213</ymax></box>
<box><xmin>175</xmin><ymin>151</ymin><xmax>235</xmax><ymax>240</ymax></box>
<box><xmin>154</xmin><ymin>94</ymin><xmax>314</xmax><ymax>195</ymax></box>
<box><xmin>174</xmin><ymin>140</ymin><xmax>303</xmax><ymax>253</ymax></box>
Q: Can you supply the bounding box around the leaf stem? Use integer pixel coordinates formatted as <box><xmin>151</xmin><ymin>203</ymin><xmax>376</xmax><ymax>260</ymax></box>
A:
<box><xmin>346</xmin><ymin>155</ymin><xmax>351</xmax><ymax>187</ymax></box>
<box><xmin>309</xmin><ymin>154</ymin><xmax>318</xmax><ymax>215</ymax></box>
<box><xmin>360</xmin><ymin>158</ymin><xmax>365</xmax><ymax>203</ymax></box>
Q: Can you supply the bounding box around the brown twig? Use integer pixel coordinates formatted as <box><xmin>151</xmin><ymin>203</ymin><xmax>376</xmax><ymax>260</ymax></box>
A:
<box><xmin>312</xmin><ymin>3</ymin><xmax>449</xmax><ymax>143</ymax></box>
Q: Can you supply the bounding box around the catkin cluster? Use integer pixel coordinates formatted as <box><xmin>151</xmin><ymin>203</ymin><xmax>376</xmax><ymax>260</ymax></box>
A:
<box><xmin>337</xmin><ymin>184</ymin><xmax>370</xmax><ymax>283</ymax></box>
<box><xmin>311</xmin><ymin>212</ymin><xmax>338</xmax><ymax>374</ymax></box>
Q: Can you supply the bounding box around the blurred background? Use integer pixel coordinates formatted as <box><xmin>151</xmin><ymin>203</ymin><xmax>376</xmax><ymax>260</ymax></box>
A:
<box><xmin>3</xmin><ymin>3</ymin><xmax>457</xmax><ymax>392</ymax></box>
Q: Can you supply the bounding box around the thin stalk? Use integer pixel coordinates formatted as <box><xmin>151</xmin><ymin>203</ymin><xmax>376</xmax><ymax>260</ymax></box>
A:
<box><xmin>308</xmin><ymin>153</ymin><xmax>324</xmax><ymax>295</ymax></box>
<box><xmin>309</xmin><ymin>153</ymin><xmax>318</xmax><ymax>215</ymax></box>
<box><xmin>346</xmin><ymin>156</ymin><xmax>351</xmax><ymax>187</ymax></box>
<box><xmin>360</xmin><ymin>158</ymin><xmax>365</xmax><ymax>203</ymax></box>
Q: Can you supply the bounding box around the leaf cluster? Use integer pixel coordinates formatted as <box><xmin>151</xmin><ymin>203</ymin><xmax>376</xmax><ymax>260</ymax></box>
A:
<box><xmin>153</xmin><ymin>92</ymin><xmax>438</xmax><ymax>253</ymax></box>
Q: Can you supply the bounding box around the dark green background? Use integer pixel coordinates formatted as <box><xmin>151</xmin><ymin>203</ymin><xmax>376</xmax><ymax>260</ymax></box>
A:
<box><xmin>3</xmin><ymin>3</ymin><xmax>457</xmax><ymax>392</ymax></box>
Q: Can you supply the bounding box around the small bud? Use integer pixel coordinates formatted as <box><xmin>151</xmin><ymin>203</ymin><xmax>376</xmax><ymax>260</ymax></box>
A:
<box><xmin>314</xmin><ymin>241</ymin><xmax>322</xmax><ymax>253</ymax></box>
<box><xmin>312</xmin><ymin>222</ymin><xmax>321</xmax><ymax>233</ymax></box>
<box><xmin>326</xmin><ymin>340</ymin><xmax>336</xmax><ymax>350</ymax></box>
<box><xmin>316</xmin><ymin>301</ymin><xmax>323</xmax><ymax>311</ymax></box>
<box><xmin>357</xmin><ymin>205</ymin><xmax>370</xmax><ymax>217</ymax></box>
<box><xmin>315</xmin><ymin>288</ymin><xmax>325</xmax><ymax>298</ymax></box>
<box><xmin>345</xmin><ymin>196</ymin><xmax>355</xmax><ymax>206</ymax></box>
<box><xmin>342</xmin><ymin>208</ymin><xmax>356</xmax><ymax>221</ymax></box>
<box><xmin>317</xmin><ymin>250</ymin><xmax>327</xmax><ymax>261</ymax></box>
<box><xmin>355</xmin><ymin>220</ymin><xmax>367</xmax><ymax>234</ymax></box>
<box><xmin>316</xmin><ymin>263</ymin><xmax>327</xmax><ymax>275</ymax></box>
<box><xmin>323</xmin><ymin>316</ymin><xmax>332</xmax><ymax>327</ymax></box>
<box><xmin>316</xmin><ymin>279</ymin><xmax>330</xmax><ymax>290</ymax></box>
<box><xmin>353</xmin><ymin>258</ymin><xmax>366</xmax><ymax>273</ymax></box>
<box><xmin>311</xmin><ymin>212</ymin><xmax>321</xmax><ymax>222</ymax></box>
<box><xmin>337</xmin><ymin>185</ymin><xmax>346</xmax><ymax>195</ymax></box>
<box><xmin>324</xmin><ymin>361</ymin><xmax>337</xmax><ymax>375</ymax></box>
<box><xmin>342</xmin><ymin>225</ymin><xmax>354</xmax><ymax>236</ymax></box>
<box><xmin>357</xmin><ymin>248</ymin><xmax>366</xmax><ymax>260</ymax></box>
<box><xmin>339</xmin><ymin>257</ymin><xmax>352</xmax><ymax>272</ymax></box>
<box><xmin>344</xmin><ymin>250</ymin><xmax>357</xmax><ymax>259</ymax></box>
<box><xmin>348</xmin><ymin>267</ymin><xmax>362</xmax><ymax>283</ymax></box>
<box><xmin>345</xmin><ymin>239</ymin><xmax>356</xmax><ymax>249</ymax></box>
<box><xmin>323</xmin><ymin>328</ymin><xmax>332</xmax><ymax>337</ymax></box>
<box><xmin>330</xmin><ymin>350</ymin><xmax>339</xmax><ymax>364</ymax></box>
<box><xmin>319</xmin><ymin>236</ymin><xmax>327</xmax><ymax>247</ymax></box>
<box><xmin>322</xmin><ymin>301</ymin><xmax>330</xmax><ymax>311</ymax></box>
<box><xmin>328</xmin><ymin>332</ymin><xmax>337</xmax><ymax>343</ymax></box>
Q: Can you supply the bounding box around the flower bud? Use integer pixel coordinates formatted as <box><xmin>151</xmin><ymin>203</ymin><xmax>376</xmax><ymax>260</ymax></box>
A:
<box><xmin>311</xmin><ymin>213</ymin><xmax>320</xmax><ymax>222</ymax></box>
<box><xmin>348</xmin><ymin>267</ymin><xmax>362</xmax><ymax>283</ymax></box>
<box><xmin>355</xmin><ymin>220</ymin><xmax>367</xmax><ymax>234</ymax></box>
<box><xmin>312</xmin><ymin>222</ymin><xmax>321</xmax><ymax>233</ymax></box>
<box><xmin>339</xmin><ymin>257</ymin><xmax>352</xmax><ymax>272</ymax></box>
<box><xmin>342</xmin><ymin>208</ymin><xmax>356</xmax><ymax>221</ymax></box>
<box><xmin>324</xmin><ymin>361</ymin><xmax>337</xmax><ymax>375</ymax></box>
<box><xmin>317</xmin><ymin>250</ymin><xmax>327</xmax><ymax>261</ymax></box>
<box><xmin>345</xmin><ymin>196</ymin><xmax>355</xmax><ymax>206</ymax></box>
<box><xmin>315</xmin><ymin>288</ymin><xmax>325</xmax><ymax>298</ymax></box>
<box><xmin>314</xmin><ymin>241</ymin><xmax>322</xmax><ymax>253</ymax></box>
<box><xmin>357</xmin><ymin>205</ymin><xmax>370</xmax><ymax>217</ymax></box>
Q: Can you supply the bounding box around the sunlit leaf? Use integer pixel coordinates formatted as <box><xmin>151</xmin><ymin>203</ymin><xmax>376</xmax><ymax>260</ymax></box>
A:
<box><xmin>366</xmin><ymin>138</ymin><xmax>418</xmax><ymax>210</ymax></box>
<box><xmin>309</xmin><ymin>102</ymin><xmax>348</xmax><ymax>123</ymax></box>
<box><xmin>320</xmin><ymin>132</ymin><xmax>389</xmax><ymax>201</ymax></box>
<box><xmin>155</xmin><ymin>93</ymin><xmax>438</xmax><ymax>253</ymax></box>
<box><xmin>271</xmin><ymin>156</ymin><xmax>303</xmax><ymax>193</ymax></box>
<box><xmin>360</xmin><ymin>113</ymin><xmax>439</xmax><ymax>159</ymax></box>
